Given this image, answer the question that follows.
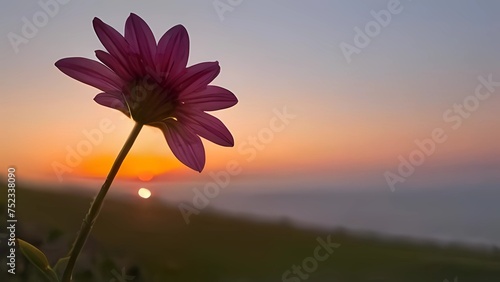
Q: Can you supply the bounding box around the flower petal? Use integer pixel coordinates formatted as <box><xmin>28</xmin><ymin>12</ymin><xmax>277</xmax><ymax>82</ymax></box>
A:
<box><xmin>178</xmin><ymin>109</ymin><xmax>234</xmax><ymax>147</ymax></box>
<box><xmin>55</xmin><ymin>57</ymin><xmax>123</xmax><ymax>92</ymax></box>
<box><xmin>93</xmin><ymin>92</ymin><xmax>130</xmax><ymax>115</ymax></box>
<box><xmin>125</xmin><ymin>13</ymin><xmax>156</xmax><ymax>69</ymax></box>
<box><xmin>174</xmin><ymin>62</ymin><xmax>220</xmax><ymax>95</ymax></box>
<box><xmin>180</xmin><ymin>86</ymin><xmax>238</xmax><ymax>111</ymax></box>
<box><xmin>95</xmin><ymin>50</ymin><xmax>132</xmax><ymax>81</ymax></box>
<box><xmin>93</xmin><ymin>18</ymin><xmax>132</xmax><ymax>72</ymax></box>
<box><xmin>156</xmin><ymin>25</ymin><xmax>189</xmax><ymax>79</ymax></box>
<box><xmin>157</xmin><ymin>121</ymin><xmax>205</xmax><ymax>172</ymax></box>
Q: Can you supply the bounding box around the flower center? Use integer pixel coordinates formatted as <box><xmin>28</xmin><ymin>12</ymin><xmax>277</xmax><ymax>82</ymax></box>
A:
<box><xmin>125</xmin><ymin>77</ymin><xmax>178</xmax><ymax>124</ymax></box>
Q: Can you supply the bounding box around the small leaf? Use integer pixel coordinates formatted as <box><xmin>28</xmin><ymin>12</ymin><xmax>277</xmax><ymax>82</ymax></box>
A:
<box><xmin>18</xmin><ymin>239</ymin><xmax>59</xmax><ymax>282</ymax></box>
<box><xmin>53</xmin><ymin>256</ymin><xmax>70</xmax><ymax>278</ymax></box>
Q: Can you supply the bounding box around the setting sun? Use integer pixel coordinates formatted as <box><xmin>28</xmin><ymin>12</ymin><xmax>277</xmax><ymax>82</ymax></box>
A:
<box><xmin>138</xmin><ymin>188</ymin><xmax>152</xmax><ymax>199</ymax></box>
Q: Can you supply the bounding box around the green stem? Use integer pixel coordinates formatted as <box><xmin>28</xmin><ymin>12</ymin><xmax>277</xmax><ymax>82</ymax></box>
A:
<box><xmin>62</xmin><ymin>122</ymin><xmax>143</xmax><ymax>282</ymax></box>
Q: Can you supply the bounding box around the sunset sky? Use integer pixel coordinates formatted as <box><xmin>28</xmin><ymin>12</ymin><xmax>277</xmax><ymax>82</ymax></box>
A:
<box><xmin>1</xmin><ymin>1</ymin><xmax>499</xmax><ymax>198</ymax></box>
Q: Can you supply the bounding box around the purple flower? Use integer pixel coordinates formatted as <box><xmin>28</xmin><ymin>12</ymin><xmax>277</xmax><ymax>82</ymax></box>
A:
<box><xmin>55</xmin><ymin>14</ymin><xmax>237</xmax><ymax>172</ymax></box>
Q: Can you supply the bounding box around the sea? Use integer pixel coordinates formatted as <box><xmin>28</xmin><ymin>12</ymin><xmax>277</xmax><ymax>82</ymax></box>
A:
<box><xmin>188</xmin><ymin>185</ymin><xmax>500</xmax><ymax>247</ymax></box>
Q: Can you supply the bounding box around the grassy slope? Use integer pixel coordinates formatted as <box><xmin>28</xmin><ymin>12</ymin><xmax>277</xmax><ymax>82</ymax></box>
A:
<box><xmin>2</xmin><ymin>185</ymin><xmax>500</xmax><ymax>281</ymax></box>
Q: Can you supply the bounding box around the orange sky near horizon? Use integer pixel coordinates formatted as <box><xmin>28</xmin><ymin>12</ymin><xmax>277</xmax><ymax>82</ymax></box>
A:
<box><xmin>5</xmin><ymin>84</ymin><xmax>500</xmax><ymax>189</ymax></box>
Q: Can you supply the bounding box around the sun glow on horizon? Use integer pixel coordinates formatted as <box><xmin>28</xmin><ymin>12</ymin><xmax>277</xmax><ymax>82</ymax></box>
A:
<box><xmin>77</xmin><ymin>154</ymin><xmax>181</xmax><ymax>180</ymax></box>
